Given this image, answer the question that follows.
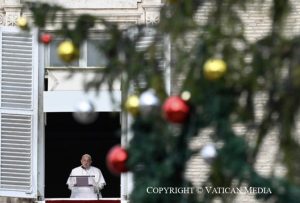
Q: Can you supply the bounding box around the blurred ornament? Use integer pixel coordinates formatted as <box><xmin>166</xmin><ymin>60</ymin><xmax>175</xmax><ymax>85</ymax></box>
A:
<box><xmin>139</xmin><ymin>89</ymin><xmax>159</xmax><ymax>106</ymax></box>
<box><xmin>200</xmin><ymin>144</ymin><xmax>217</xmax><ymax>163</ymax></box>
<box><xmin>203</xmin><ymin>59</ymin><xmax>227</xmax><ymax>80</ymax></box>
<box><xmin>57</xmin><ymin>40</ymin><xmax>79</xmax><ymax>63</ymax></box>
<box><xmin>139</xmin><ymin>89</ymin><xmax>160</xmax><ymax>115</ymax></box>
<box><xmin>17</xmin><ymin>16</ymin><xmax>28</xmax><ymax>30</ymax></box>
<box><xmin>163</xmin><ymin>96</ymin><xmax>190</xmax><ymax>123</ymax></box>
<box><xmin>73</xmin><ymin>100</ymin><xmax>98</xmax><ymax>124</ymax></box>
<box><xmin>125</xmin><ymin>95</ymin><xmax>140</xmax><ymax>116</ymax></box>
<box><xmin>106</xmin><ymin>145</ymin><xmax>128</xmax><ymax>175</ymax></box>
<box><xmin>180</xmin><ymin>90</ymin><xmax>191</xmax><ymax>101</ymax></box>
<box><xmin>40</xmin><ymin>33</ymin><xmax>53</xmax><ymax>44</ymax></box>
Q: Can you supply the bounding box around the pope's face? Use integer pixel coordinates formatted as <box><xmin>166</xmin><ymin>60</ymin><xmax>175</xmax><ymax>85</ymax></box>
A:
<box><xmin>81</xmin><ymin>156</ymin><xmax>92</xmax><ymax>169</ymax></box>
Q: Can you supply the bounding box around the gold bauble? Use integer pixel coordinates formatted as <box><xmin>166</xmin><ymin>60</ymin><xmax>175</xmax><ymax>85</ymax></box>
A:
<box><xmin>57</xmin><ymin>40</ymin><xmax>79</xmax><ymax>63</ymax></box>
<box><xmin>203</xmin><ymin>59</ymin><xmax>227</xmax><ymax>80</ymax></box>
<box><xmin>125</xmin><ymin>95</ymin><xmax>140</xmax><ymax>116</ymax></box>
<box><xmin>17</xmin><ymin>17</ymin><xmax>28</xmax><ymax>30</ymax></box>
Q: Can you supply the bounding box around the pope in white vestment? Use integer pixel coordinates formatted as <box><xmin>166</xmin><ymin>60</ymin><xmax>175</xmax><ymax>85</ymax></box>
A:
<box><xmin>66</xmin><ymin>154</ymin><xmax>106</xmax><ymax>199</ymax></box>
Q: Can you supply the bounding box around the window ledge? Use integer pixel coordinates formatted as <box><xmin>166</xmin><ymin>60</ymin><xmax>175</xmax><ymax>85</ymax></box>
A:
<box><xmin>46</xmin><ymin>66</ymin><xmax>106</xmax><ymax>70</ymax></box>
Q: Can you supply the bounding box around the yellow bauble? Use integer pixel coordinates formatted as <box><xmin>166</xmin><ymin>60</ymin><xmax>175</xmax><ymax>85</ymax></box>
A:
<box><xmin>125</xmin><ymin>95</ymin><xmax>140</xmax><ymax>116</ymax></box>
<box><xmin>203</xmin><ymin>59</ymin><xmax>227</xmax><ymax>80</ymax></box>
<box><xmin>17</xmin><ymin>17</ymin><xmax>28</xmax><ymax>30</ymax></box>
<box><xmin>57</xmin><ymin>40</ymin><xmax>79</xmax><ymax>63</ymax></box>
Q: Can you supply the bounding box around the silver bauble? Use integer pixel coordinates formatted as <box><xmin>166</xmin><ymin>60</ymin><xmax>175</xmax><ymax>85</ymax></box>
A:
<box><xmin>73</xmin><ymin>100</ymin><xmax>98</xmax><ymax>124</ymax></box>
<box><xmin>139</xmin><ymin>89</ymin><xmax>160</xmax><ymax>115</ymax></box>
<box><xmin>139</xmin><ymin>89</ymin><xmax>159</xmax><ymax>106</ymax></box>
<box><xmin>200</xmin><ymin>144</ymin><xmax>217</xmax><ymax>164</ymax></box>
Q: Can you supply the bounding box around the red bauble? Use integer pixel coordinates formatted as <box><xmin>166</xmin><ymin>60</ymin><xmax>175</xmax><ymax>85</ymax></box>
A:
<box><xmin>40</xmin><ymin>33</ymin><xmax>53</xmax><ymax>44</ymax></box>
<box><xmin>106</xmin><ymin>145</ymin><xmax>128</xmax><ymax>174</ymax></box>
<box><xmin>162</xmin><ymin>96</ymin><xmax>190</xmax><ymax>123</ymax></box>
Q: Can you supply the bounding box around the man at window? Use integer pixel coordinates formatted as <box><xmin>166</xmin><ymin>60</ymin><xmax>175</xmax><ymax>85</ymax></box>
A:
<box><xmin>66</xmin><ymin>154</ymin><xmax>106</xmax><ymax>199</ymax></box>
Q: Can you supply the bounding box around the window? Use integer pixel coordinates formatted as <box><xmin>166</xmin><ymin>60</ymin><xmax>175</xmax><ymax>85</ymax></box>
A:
<box><xmin>87</xmin><ymin>39</ymin><xmax>108</xmax><ymax>67</ymax></box>
<box><xmin>47</xmin><ymin>38</ymin><xmax>108</xmax><ymax>68</ymax></box>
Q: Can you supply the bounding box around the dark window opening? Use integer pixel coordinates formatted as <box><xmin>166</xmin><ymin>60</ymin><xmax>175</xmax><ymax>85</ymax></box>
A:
<box><xmin>44</xmin><ymin>78</ymin><xmax>48</xmax><ymax>91</ymax></box>
<box><xmin>45</xmin><ymin>112</ymin><xmax>121</xmax><ymax>198</ymax></box>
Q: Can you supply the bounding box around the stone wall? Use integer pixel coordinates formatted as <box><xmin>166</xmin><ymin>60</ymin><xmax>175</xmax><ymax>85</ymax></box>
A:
<box><xmin>184</xmin><ymin>1</ymin><xmax>300</xmax><ymax>202</ymax></box>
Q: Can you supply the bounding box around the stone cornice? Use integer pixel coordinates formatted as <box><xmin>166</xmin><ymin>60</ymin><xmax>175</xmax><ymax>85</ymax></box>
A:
<box><xmin>141</xmin><ymin>4</ymin><xmax>164</xmax><ymax>8</ymax></box>
<box><xmin>35</xmin><ymin>0</ymin><xmax>141</xmax><ymax>9</ymax></box>
<box><xmin>3</xmin><ymin>4</ymin><xmax>22</xmax><ymax>9</ymax></box>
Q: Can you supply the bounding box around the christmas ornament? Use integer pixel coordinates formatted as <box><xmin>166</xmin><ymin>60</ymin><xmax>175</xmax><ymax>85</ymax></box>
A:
<box><xmin>139</xmin><ymin>89</ymin><xmax>160</xmax><ymax>115</ymax></box>
<box><xmin>106</xmin><ymin>145</ymin><xmax>128</xmax><ymax>174</ymax></box>
<box><xmin>57</xmin><ymin>40</ymin><xmax>79</xmax><ymax>63</ymax></box>
<box><xmin>40</xmin><ymin>33</ymin><xmax>53</xmax><ymax>44</ymax></box>
<box><xmin>139</xmin><ymin>89</ymin><xmax>160</xmax><ymax>106</ymax></box>
<box><xmin>73</xmin><ymin>100</ymin><xmax>98</xmax><ymax>124</ymax></box>
<box><xmin>200</xmin><ymin>144</ymin><xmax>217</xmax><ymax>164</ymax></box>
<box><xmin>180</xmin><ymin>90</ymin><xmax>191</xmax><ymax>101</ymax></box>
<box><xmin>203</xmin><ymin>59</ymin><xmax>227</xmax><ymax>80</ymax></box>
<box><xmin>125</xmin><ymin>95</ymin><xmax>140</xmax><ymax>116</ymax></box>
<box><xmin>162</xmin><ymin>96</ymin><xmax>190</xmax><ymax>123</ymax></box>
<box><xmin>17</xmin><ymin>16</ymin><xmax>28</xmax><ymax>30</ymax></box>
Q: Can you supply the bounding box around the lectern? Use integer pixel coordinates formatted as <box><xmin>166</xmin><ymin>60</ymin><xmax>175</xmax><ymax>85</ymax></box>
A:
<box><xmin>69</xmin><ymin>175</ymin><xmax>100</xmax><ymax>199</ymax></box>
<box><xmin>69</xmin><ymin>175</ymin><xmax>95</xmax><ymax>187</ymax></box>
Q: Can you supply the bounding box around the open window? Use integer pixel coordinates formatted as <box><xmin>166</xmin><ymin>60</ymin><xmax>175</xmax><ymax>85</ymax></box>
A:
<box><xmin>44</xmin><ymin>112</ymin><xmax>121</xmax><ymax>198</ymax></box>
<box><xmin>42</xmin><ymin>32</ymin><xmax>123</xmax><ymax>199</ymax></box>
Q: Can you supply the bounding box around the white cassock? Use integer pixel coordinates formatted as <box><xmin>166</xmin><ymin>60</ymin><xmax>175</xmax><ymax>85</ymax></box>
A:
<box><xmin>66</xmin><ymin>166</ymin><xmax>106</xmax><ymax>199</ymax></box>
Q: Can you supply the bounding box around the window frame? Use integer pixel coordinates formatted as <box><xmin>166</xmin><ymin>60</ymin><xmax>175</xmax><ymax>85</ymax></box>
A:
<box><xmin>45</xmin><ymin>32</ymin><xmax>109</xmax><ymax>69</ymax></box>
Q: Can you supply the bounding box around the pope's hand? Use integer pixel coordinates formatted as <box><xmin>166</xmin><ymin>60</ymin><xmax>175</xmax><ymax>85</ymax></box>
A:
<box><xmin>99</xmin><ymin>183</ymin><xmax>105</xmax><ymax>190</ymax></box>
